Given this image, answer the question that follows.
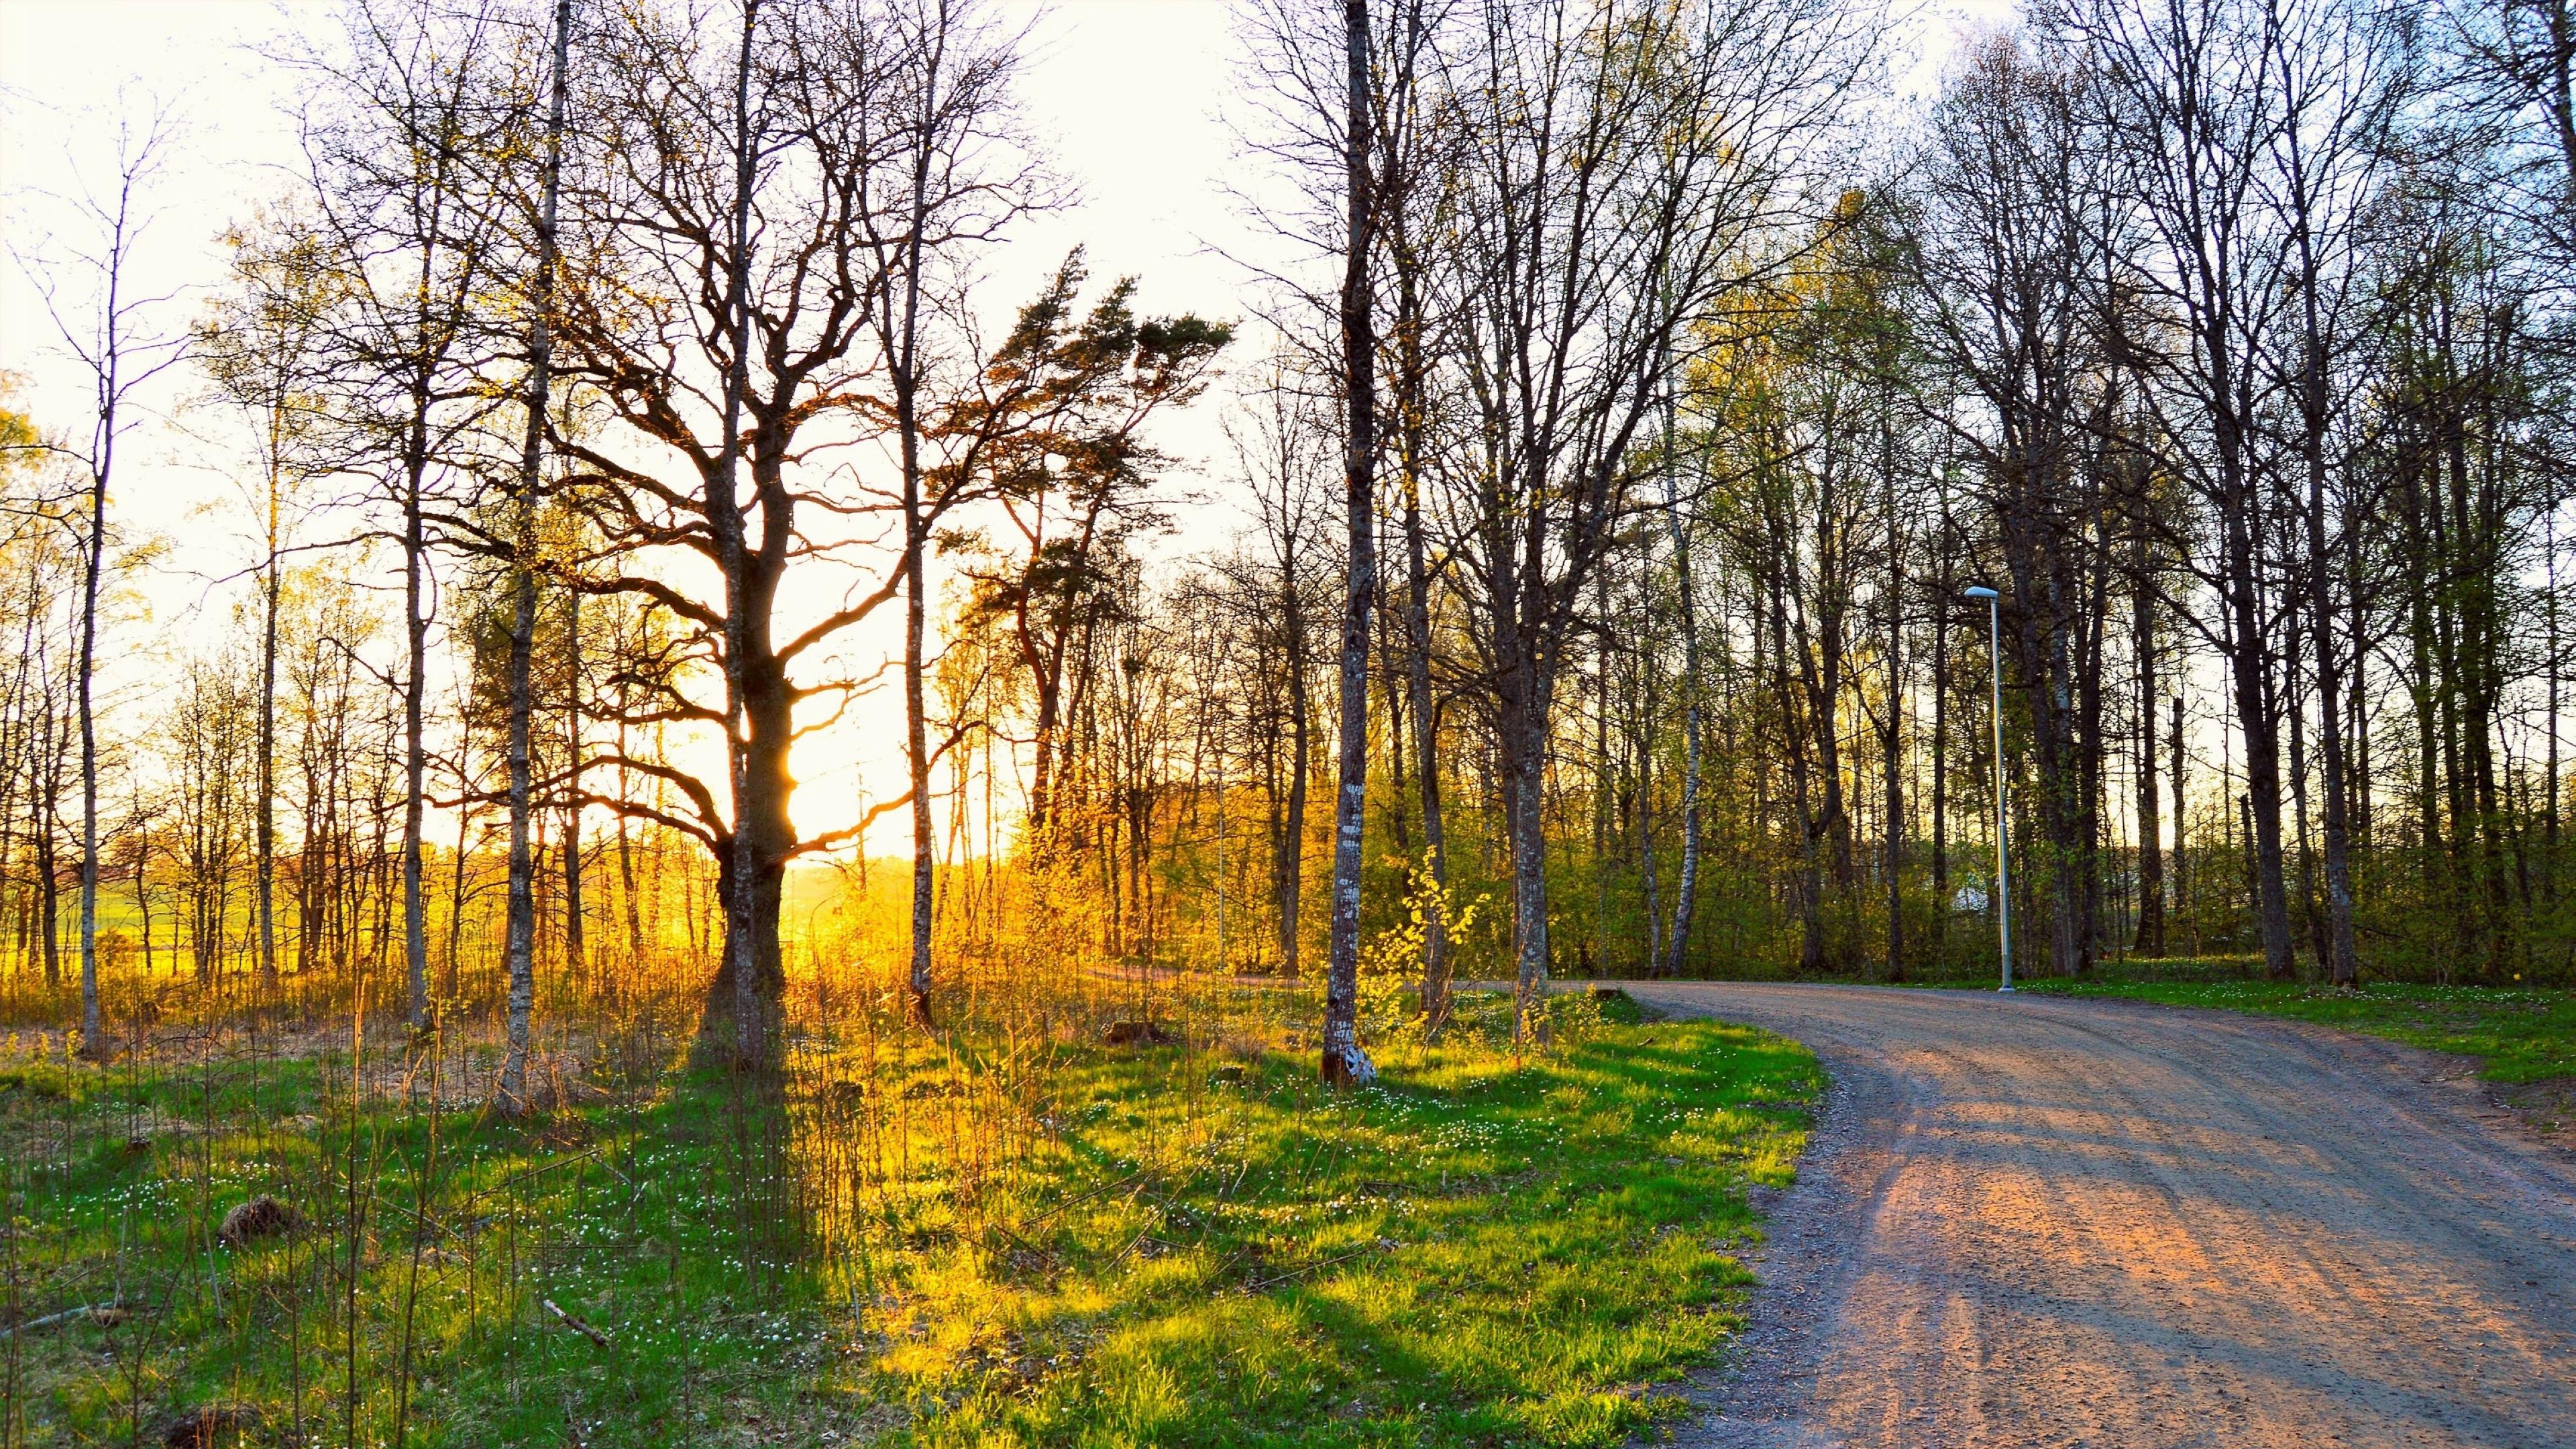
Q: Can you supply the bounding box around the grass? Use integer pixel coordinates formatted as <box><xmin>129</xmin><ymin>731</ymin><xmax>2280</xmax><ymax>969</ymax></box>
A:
<box><xmin>5</xmin><ymin>1038</ymin><xmax>802</xmax><ymax>1448</ymax></box>
<box><xmin>1990</xmin><ymin>962</ymin><xmax>2576</xmax><ymax>1084</ymax></box>
<box><xmin>1</xmin><ymin>989</ymin><xmax>1818</xmax><ymax>1448</ymax></box>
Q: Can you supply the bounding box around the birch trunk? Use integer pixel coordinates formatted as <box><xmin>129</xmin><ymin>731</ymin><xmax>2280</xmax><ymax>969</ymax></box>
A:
<box><xmin>1320</xmin><ymin>0</ymin><xmax>1377</xmax><ymax>1086</ymax></box>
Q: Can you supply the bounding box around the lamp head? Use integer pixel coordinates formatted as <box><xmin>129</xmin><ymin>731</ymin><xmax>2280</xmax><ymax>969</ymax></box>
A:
<box><xmin>1962</xmin><ymin>585</ymin><xmax>2000</xmax><ymax>600</ymax></box>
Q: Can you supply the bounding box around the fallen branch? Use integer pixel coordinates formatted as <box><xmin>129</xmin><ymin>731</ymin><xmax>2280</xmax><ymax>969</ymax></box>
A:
<box><xmin>1244</xmin><ymin>1247</ymin><xmax>1375</xmax><ymax>1293</ymax></box>
<box><xmin>376</xmin><ymin>1195</ymin><xmax>459</xmax><ymax>1241</ymax></box>
<box><xmin>490</xmin><ymin>1145</ymin><xmax>604</xmax><ymax>1195</ymax></box>
<box><xmin>0</xmin><ymin>1301</ymin><xmax>115</xmax><ymax>1340</ymax></box>
<box><xmin>542</xmin><ymin>1298</ymin><xmax>612</xmax><ymax>1349</ymax></box>
<box><xmin>1108</xmin><ymin>1228</ymin><xmax>1162</xmax><ymax>1270</ymax></box>
<box><xmin>1012</xmin><ymin>1169</ymin><xmax>1144</xmax><ymax>1234</ymax></box>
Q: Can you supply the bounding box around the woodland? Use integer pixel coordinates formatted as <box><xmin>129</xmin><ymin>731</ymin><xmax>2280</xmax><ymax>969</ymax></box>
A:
<box><xmin>0</xmin><ymin>0</ymin><xmax>2570</xmax><ymax>1443</ymax></box>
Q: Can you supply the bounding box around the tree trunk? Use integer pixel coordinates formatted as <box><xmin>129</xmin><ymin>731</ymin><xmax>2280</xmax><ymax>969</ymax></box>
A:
<box><xmin>498</xmin><ymin>0</ymin><xmax>572</xmax><ymax>1114</ymax></box>
<box><xmin>2172</xmin><ymin>696</ymin><xmax>2189</xmax><ymax>951</ymax></box>
<box><xmin>76</xmin><ymin>450</ymin><xmax>105</xmax><ymax>1051</ymax></box>
<box><xmin>1880</xmin><ymin>415</ymin><xmax>1903</xmax><ymax>982</ymax></box>
<box><xmin>1321</xmin><ymin>164</ymin><xmax>1375</xmax><ymax>1073</ymax></box>
<box><xmin>257</xmin><ymin>539</ymin><xmax>278</xmax><ymax>990</ymax></box>
<box><xmin>2302</xmin><ymin>346</ymin><xmax>2359</xmax><ymax>985</ymax></box>
<box><xmin>2225</xmin><ymin>505</ymin><xmax>2298</xmax><ymax>980</ymax></box>
<box><xmin>1931</xmin><ymin>500</ymin><xmax>1951</xmax><ymax>955</ymax></box>
<box><xmin>1319</xmin><ymin>0</ymin><xmax>1378</xmax><ymax>1083</ymax></box>
<box><xmin>1505</xmin><ymin>659</ymin><xmax>1554</xmax><ymax>1044</ymax></box>
<box><xmin>615</xmin><ymin>719</ymin><xmax>644</xmax><ymax>964</ymax></box>
<box><xmin>1399</xmin><ymin>422</ymin><xmax>1450</xmax><ymax>1027</ymax></box>
<box><xmin>402</xmin><ymin>345</ymin><xmax>432</xmax><ymax>1032</ymax></box>
<box><xmin>2133</xmin><ymin>538</ymin><xmax>2163</xmax><ymax>957</ymax></box>
<box><xmin>894</xmin><ymin>299</ymin><xmax>936</xmax><ymax>1027</ymax></box>
<box><xmin>1277</xmin><ymin>587</ymin><xmax>1312</xmax><ymax>979</ymax></box>
<box><xmin>563</xmin><ymin>586</ymin><xmax>586</xmax><ymax>991</ymax></box>
<box><xmin>1660</xmin><ymin>378</ymin><xmax>1701</xmax><ymax>979</ymax></box>
<box><xmin>1770</xmin><ymin>569</ymin><xmax>1825</xmax><ymax>976</ymax></box>
<box><xmin>704</xmin><ymin>0</ymin><xmax>775</xmax><ymax>1071</ymax></box>
<box><xmin>904</xmin><ymin>421</ymin><xmax>935</xmax><ymax>1024</ymax></box>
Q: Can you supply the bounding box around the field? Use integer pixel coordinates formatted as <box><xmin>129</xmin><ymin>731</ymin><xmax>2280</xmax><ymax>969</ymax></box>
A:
<box><xmin>0</xmin><ymin>989</ymin><xmax>1817</xmax><ymax>1448</ymax></box>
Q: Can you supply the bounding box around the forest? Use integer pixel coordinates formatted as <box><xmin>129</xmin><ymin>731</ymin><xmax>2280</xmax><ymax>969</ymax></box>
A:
<box><xmin>1</xmin><ymin>0</ymin><xmax>2569</xmax><ymax>1444</ymax></box>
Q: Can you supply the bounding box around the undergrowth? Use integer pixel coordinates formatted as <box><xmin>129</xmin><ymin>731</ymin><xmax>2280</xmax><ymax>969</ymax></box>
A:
<box><xmin>0</xmin><ymin>987</ymin><xmax>1816</xmax><ymax>1448</ymax></box>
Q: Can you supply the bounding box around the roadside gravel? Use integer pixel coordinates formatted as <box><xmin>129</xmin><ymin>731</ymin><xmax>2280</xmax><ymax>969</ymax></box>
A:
<box><xmin>1617</xmin><ymin>982</ymin><xmax>2576</xmax><ymax>1448</ymax></box>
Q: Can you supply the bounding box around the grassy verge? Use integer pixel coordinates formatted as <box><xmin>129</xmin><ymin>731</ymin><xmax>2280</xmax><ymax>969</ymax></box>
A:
<box><xmin>1</xmin><ymin>991</ymin><xmax>1817</xmax><ymax>1447</ymax></box>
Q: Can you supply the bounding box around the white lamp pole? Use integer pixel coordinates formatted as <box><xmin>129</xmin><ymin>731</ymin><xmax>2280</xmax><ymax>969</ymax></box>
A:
<box><xmin>1964</xmin><ymin>586</ymin><xmax>2012</xmax><ymax>991</ymax></box>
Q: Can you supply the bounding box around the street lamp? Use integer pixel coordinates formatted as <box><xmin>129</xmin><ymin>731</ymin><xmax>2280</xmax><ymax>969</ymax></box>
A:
<box><xmin>1963</xmin><ymin>586</ymin><xmax>2012</xmax><ymax>992</ymax></box>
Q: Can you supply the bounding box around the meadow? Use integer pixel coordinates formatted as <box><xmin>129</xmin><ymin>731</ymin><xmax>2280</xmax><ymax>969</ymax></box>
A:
<box><xmin>1</xmin><ymin>978</ymin><xmax>1816</xmax><ymax>1448</ymax></box>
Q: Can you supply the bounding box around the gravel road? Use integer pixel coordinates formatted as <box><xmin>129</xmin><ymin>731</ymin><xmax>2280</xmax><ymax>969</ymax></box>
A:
<box><xmin>1615</xmin><ymin>981</ymin><xmax>2576</xmax><ymax>1448</ymax></box>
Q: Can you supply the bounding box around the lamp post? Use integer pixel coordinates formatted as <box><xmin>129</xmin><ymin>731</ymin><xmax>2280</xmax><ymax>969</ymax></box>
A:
<box><xmin>1964</xmin><ymin>586</ymin><xmax>2012</xmax><ymax>991</ymax></box>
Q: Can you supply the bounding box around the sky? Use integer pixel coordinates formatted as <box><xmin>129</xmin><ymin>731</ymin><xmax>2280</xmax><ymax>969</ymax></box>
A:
<box><xmin>0</xmin><ymin>0</ymin><xmax>1272</xmax><ymax>857</ymax></box>
<box><xmin>0</xmin><ymin>0</ymin><xmax>2011</xmax><ymax>859</ymax></box>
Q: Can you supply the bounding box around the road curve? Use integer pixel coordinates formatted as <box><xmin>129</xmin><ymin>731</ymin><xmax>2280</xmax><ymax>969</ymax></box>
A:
<box><xmin>1612</xmin><ymin>981</ymin><xmax>2576</xmax><ymax>1448</ymax></box>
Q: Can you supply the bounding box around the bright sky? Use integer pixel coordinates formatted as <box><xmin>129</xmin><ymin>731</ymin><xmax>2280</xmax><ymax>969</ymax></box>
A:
<box><xmin>0</xmin><ymin>0</ymin><xmax>2010</xmax><ymax>859</ymax></box>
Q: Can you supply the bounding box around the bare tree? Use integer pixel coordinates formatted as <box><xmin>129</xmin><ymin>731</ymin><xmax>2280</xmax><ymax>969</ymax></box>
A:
<box><xmin>1900</xmin><ymin>35</ymin><xmax>2126</xmax><ymax>977</ymax></box>
<box><xmin>1212</xmin><ymin>375</ymin><xmax>1336</xmax><ymax>978</ymax></box>
<box><xmin>838</xmin><ymin>0</ymin><xmax>1055</xmax><ymax>1024</ymax></box>
<box><xmin>1424</xmin><ymin>0</ymin><xmax>1873</xmax><ymax>1036</ymax></box>
<box><xmin>15</xmin><ymin>101</ymin><xmax>187</xmax><ymax>1050</ymax></box>
<box><xmin>199</xmin><ymin>216</ymin><xmax>344</xmax><ymax>995</ymax></box>
<box><xmin>2264</xmin><ymin>0</ymin><xmax>2412</xmax><ymax>985</ymax></box>
<box><xmin>287</xmin><ymin>0</ymin><xmax>520</xmax><ymax>1033</ymax></box>
<box><xmin>499</xmin><ymin>0</ymin><xmax>574</xmax><ymax>1114</ymax></box>
<box><xmin>2056</xmin><ymin>0</ymin><xmax>2389</xmax><ymax>979</ymax></box>
<box><xmin>541</xmin><ymin>0</ymin><xmax>1034</xmax><ymax>1064</ymax></box>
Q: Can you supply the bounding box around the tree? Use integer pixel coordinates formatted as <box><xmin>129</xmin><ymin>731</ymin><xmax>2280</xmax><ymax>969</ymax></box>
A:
<box><xmin>1203</xmin><ymin>376</ymin><xmax>1334</xmax><ymax>977</ymax></box>
<box><xmin>2264</xmin><ymin>0</ymin><xmax>2412</xmax><ymax>985</ymax></box>
<box><xmin>498</xmin><ymin>0</ymin><xmax>574</xmax><ymax>1113</ymax></box>
<box><xmin>1320</xmin><ymin>0</ymin><xmax>1379</xmax><ymax>1085</ymax></box>
<box><xmin>199</xmin><ymin>215</ymin><xmax>343</xmax><ymax>994</ymax></box>
<box><xmin>543</xmin><ymin>0</ymin><xmax>1063</xmax><ymax>1065</ymax></box>
<box><xmin>2057</xmin><ymin>0</ymin><xmax>2303</xmax><ymax>978</ymax></box>
<box><xmin>1426</xmin><ymin>0</ymin><xmax>1874</xmax><ymax>1036</ymax></box>
<box><xmin>15</xmin><ymin>101</ymin><xmax>186</xmax><ymax>1051</ymax></box>
<box><xmin>1900</xmin><ymin>35</ymin><xmax>2125</xmax><ymax>977</ymax></box>
<box><xmin>845</xmin><ymin>0</ymin><xmax>1055</xmax><ymax>1022</ymax></box>
<box><xmin>288</xmin><ymin>0</ymin><xmax>521</xmax><ymax>1033</ymax></box>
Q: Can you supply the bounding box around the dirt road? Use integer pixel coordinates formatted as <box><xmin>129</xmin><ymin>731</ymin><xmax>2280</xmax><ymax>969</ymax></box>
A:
<box><xmin>1616</xmin><ymin>981</ymin><xmax>2576</xmax><ymax>1448</ymax></box>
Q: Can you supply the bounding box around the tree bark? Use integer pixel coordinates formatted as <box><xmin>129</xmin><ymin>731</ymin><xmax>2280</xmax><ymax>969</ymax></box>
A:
<box><xmin>2133</xmin><ymin>534</ymin><xmax>2163</xmax><ymax>957</ymax></box>
<box><xmin>498</xmin><ymin>0</ymin><xmax>572</xmax><ymax>1114</ymax></box>
<box><xmin>1398</xmin><ymin>415</ymin><xmax>1450</xmax><ymax>1026</ymax></box>
<box><xmin>257</xmin><ymin>519</ymin><xmax>278</xmax><ymax>990</ymax></box>
<box><xmin>1320</xmin><ymin>0</ymin><xmax>1377</xmax><ymax>1086</ymax></box>
<box><xmin>2299</xmin><ymin>299</ymin><xmax>2360</xmax><ymax>985</ymax></box>
<box><xmin>1276</xmin><ymin>584</ymin><xmax>1311</xmax><ymax>979</ymax></box>
<box><xmin>401</xmin><ymin>302</ymin><xmax>433</xmax><ymax>1033</ymax></box>
<box><xmin>563</xmin><ymin>586</ymin><xmax>586</xmax><ymax>987</ymax></box>
<box><xmin>1660</xmin><ymin>376</ymin><xmax>1701</xmax><ymax>979</ymax></box>
<box><xmin>2172</xmin><ymin>694</ymin><xmax>2190</xmax><ymax>952</ymax></box>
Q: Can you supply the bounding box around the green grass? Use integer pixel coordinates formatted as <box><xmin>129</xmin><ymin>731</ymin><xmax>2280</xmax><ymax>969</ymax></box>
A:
<box><xmin>2002</xmin><ymin>968</ymin><xmax>2576</xmax><ymax>1083</ymax></box>
<box><xmin>5</xmin><ymin>1046</ymin><xmax>812</xmax><ymax>1448</ymax></box>
<box><xmin>2</xmin><ymin>991</ymin><xmax>1818</xmax><ymax>1447</ymax></box>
